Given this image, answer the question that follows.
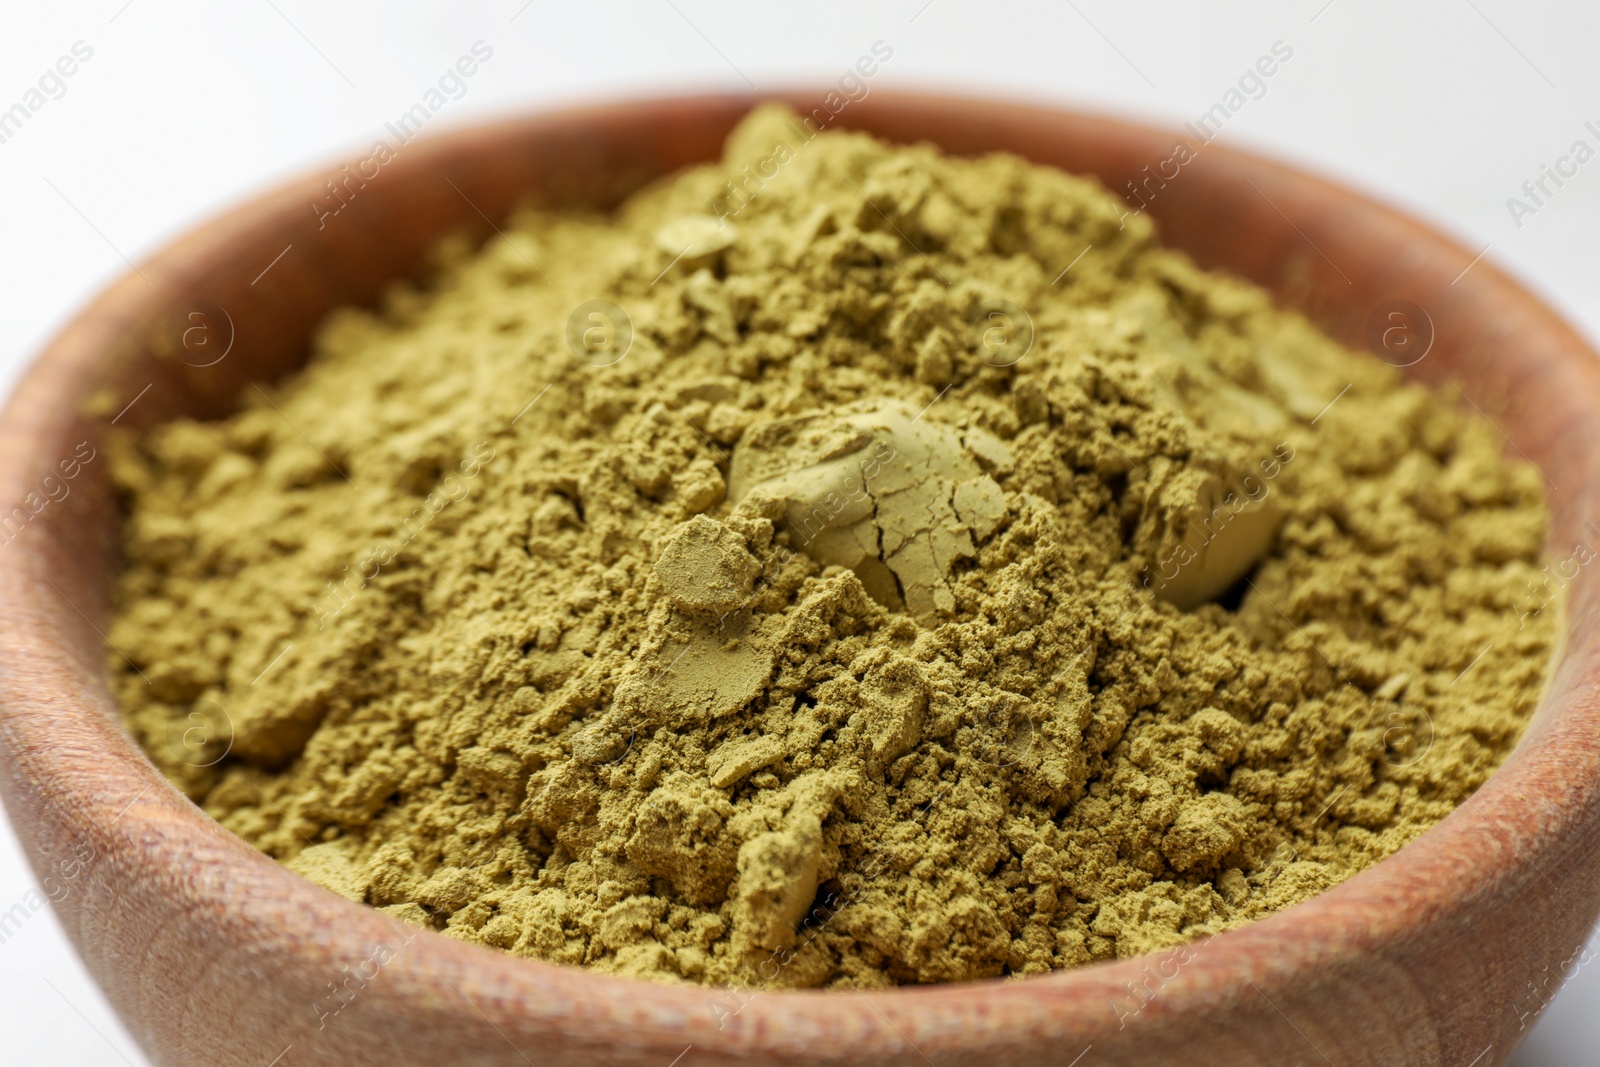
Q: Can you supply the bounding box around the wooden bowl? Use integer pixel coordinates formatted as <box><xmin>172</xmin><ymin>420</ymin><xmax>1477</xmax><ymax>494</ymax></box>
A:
<box><xmin>3</xmin><ymin>92</ymin><xmax>1599</xmax><ymax>1067</ymax></box>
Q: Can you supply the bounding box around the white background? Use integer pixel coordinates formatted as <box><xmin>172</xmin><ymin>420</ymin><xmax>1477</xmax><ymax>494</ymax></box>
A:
<box><xmin>2</xmin><ymin>1</ymin><xmax>1598</xmax><ymax>1063</ymax></box>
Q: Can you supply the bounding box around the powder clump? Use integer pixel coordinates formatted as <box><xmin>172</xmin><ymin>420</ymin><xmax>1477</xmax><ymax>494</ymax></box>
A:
<box><xmin>109</xmin><ymin>104</ymin><xmax>1559</xmax><ymax>990</ymax></box>
<box><xmin>654</xmin><ymin>515</ymin><xmax>760</xmax><ymax>616</ymax></box>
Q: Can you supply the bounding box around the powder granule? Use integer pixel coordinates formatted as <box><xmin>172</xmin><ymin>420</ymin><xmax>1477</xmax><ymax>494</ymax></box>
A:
<box><xmin>108</xmin><ymin>104</ymin><xmax>1559</xmax><ymax>989</ymax></box>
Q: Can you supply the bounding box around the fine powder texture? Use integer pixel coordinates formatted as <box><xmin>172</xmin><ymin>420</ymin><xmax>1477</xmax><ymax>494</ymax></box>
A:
<box><xmin>109</xmin><ymin>105</ymin><xmax>1558</xmax><ymax>989</ymax></box>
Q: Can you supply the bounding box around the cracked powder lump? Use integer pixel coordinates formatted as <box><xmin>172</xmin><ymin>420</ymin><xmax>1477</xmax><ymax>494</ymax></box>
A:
<box><xmin>109</xmin><ymin>104</ymin><xmax>1557</xmax><ymax>989</ymax></box>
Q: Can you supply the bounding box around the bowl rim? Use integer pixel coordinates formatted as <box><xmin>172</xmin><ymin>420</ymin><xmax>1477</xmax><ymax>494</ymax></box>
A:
<box><xmin>4</xmin><ymin>89</ymin><xmax>1600</xmax><ymax>1064</ymax></box>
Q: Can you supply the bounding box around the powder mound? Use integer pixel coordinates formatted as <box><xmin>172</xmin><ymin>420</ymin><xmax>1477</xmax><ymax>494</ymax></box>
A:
<box><xmin>108</xmin><ymin>103</ymin><xmax>1558</xmax><ymax>992</ymax></box>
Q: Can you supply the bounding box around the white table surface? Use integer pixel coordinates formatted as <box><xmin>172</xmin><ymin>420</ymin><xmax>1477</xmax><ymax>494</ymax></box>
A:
<box><xmin>2</xmin><ymin>2</ymin><xmax>1597</xmax><ymax>1063</ymax></box>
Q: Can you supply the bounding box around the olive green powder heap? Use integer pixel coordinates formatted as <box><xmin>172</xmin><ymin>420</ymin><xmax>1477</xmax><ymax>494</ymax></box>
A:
<box><xmin>109</xmin><ymin>104</ymin><xmax>1558</xmax><ymax>989</ymax></box>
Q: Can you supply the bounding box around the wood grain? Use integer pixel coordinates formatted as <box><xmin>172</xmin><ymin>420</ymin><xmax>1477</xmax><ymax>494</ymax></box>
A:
<box><xmin>1</xmin><ymin>92</ymin><xmax>1598</xmax><ymax>1067</ymax></box>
